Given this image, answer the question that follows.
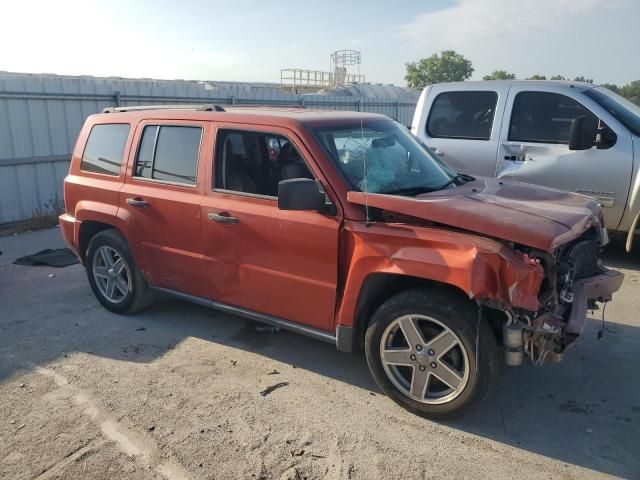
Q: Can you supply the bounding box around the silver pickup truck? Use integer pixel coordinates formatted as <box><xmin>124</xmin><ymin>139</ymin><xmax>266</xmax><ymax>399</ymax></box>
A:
<box><xmin>411</xmin><ymin>80</ymin><xmax>640</xmax><ymax>251</ymax></box>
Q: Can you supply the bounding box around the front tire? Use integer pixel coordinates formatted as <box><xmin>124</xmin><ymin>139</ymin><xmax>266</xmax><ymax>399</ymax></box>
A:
<box><xmin>85</xmin><ymin>229</ymin><xmax>152</xmax><ymax>314</ymax></box>
<box><xmin>365</xmin><ymin>288</ymin><xmax>498</xmax><ymax>419</ymax></box>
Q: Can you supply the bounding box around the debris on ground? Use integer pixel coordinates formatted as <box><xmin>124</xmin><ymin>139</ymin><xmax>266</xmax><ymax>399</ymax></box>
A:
<box><xmin>267</xmin><ymin>369</ymin><xmax>280</xmax><ymax>375</ymax></box>
<box><xmin>13</xmin><ymin>248</ymin><xmax>79</xmax><ymax>267</ymax></box>
<box><xmin>290</xmin><ymin>448</ymin><xmax>305</xmax><ymax>457</ymax></box>
<box><xmin>254</xmin><ymin>323</ymin><xmax>281</xmax><ymax>334</ymax></box>
<box><xmin>19</xmin><ymin>383</ymin><xmax>25</xmax><ymax>388</ymax></box>
<box><xmin>147</xmin><ymin>425</ymin><xmax>155</xmax><ymax>431</ymax></box>
<box><xmin>135</xmin><ymin>327</ymin><xmax>146</xmax><ymax>331</ymax></box>
<box><xmin>16</xmin><ymin>424</ymin><xmax>25</xmax><ymax>430</ymax></box>
<box><xmin>48</xmin><ymin>273</ymin><xmax>55</xmax><ymax>278</ymax></box>
<box><xmin>260</xmin><ymin>382</ymin><xmax>289</xmax><ymax>397</ymax></box>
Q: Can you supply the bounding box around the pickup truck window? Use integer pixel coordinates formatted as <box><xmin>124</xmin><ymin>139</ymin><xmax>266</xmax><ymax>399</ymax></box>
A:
<box><xmin>214</xmin><ymin>129</ymin><xmax>313</xmax><ymax>197</ymax></box>
<box><xmin>509</xmin><ymin>92</ymin><xmax>597</xmax><ymax>144</ymax></box>
<box><xmin>80</xmin><ymin>124</ymin><xmax>130</xmax><ymax>176</ymax></box>
<box><xmin>134</xmin><ymin>125</ymin><xmax>202</xmax><ymax>185</ymax></box>
<box><xmin>313</xmin><ymin>120</ymin><xmax>455</xmax><ymax>194</ymax></box>
<box><xmin>585</xmin><ymin>87</ymin><xmax>640</xmax><ymax>136</ymax></box>
<box><xmin>427</xmin><ymin>91</ymin><xmax>497</xmax><ymax>141</ymax></box>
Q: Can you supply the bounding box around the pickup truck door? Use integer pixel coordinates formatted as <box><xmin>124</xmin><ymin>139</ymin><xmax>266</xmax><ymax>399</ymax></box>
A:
<box><xmin>412</xmin><ymin>84</ymin><xmax>509</xmax><ymax>177</ymax></box>
<box><xmin>496</xmin><ymin>85</ymin><xmax>633</xmax><ymax>230</ymax></box>
<box><xmin>200</xmin><ymin>125</ymin><xmax>340</xmax><ymax>333</ymax></box>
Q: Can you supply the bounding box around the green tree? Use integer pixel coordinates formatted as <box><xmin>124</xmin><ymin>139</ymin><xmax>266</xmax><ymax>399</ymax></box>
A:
<box><xmin>482</xmin><ymin>70</ymin><xmax>516</xmax><ymax>80</ymax></box>
<box><xmin>550</xmin><ymin>75</ymin><xmax>566</xmax><ymax>80</ymax></box>
<box><xmin>620</xmin><ymin>80</ymin><xmax>640</xmax><ymax>105</ymax></box>
<box><xmin>527</xmin><ymin>74</ymin><xmax>547</xmax><ymax>80</ymax></box>
<box><xmin>405</xmin><ymin>50</ymin><xmax>474</xmax><ymax>88</ymax></box>
<box><xmin>573</xmin><ymin>76</ymin><xmax>594</xmax><ymax>83</ymax></box>
<box><xmin>601</xmin><ymin>83</ymin><xmax>620</xmax><ymax>94</ymax></box>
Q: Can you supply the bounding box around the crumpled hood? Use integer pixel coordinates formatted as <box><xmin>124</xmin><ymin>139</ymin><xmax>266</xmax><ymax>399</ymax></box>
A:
<box><xmin>347</xmin><ymin>177</ymin><xmax>602</xmax><ymax>252</ymax></box>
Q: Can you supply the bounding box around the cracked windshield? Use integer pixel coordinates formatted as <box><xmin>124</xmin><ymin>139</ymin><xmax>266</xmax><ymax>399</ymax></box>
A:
<box><xmin>314</xmin><ymin>121</ymin><xmax>457</xmax><ymax>195</ymax></box>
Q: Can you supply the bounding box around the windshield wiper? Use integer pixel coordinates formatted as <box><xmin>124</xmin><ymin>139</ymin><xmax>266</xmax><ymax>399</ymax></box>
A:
<box><xmin>432</xmin><ymin>173</ymin><xmax>475</xmax><ymax>191</ymax></box>
<box><xmin>380</xmin><ymin>185</ymin><xmax>440</xmax><ymax>196</ymax></box>
<box><xmin>455</xmin><ymin>173</ymin><xmax>476</xmax><ymax>182</ymax></box>
<box><xmin>381</xmin><ymin>173</ymin><xmax>475</xmax><ymax>197</ymax></box>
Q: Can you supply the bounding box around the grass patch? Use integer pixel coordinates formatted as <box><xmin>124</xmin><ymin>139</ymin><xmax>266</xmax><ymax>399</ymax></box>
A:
<box><xmin>0</xmin><ymin>195</ymin><xmax>64</xmax><ymax>238</ymax></box>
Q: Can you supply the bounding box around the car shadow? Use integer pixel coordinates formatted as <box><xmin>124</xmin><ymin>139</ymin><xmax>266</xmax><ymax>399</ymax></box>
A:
<box><xmin>1</xmin><ymin>245</ymin><xmax>638</xmax><ymax>477</ymax></box>
<box><xmin>601</xmin><ymin>235</ymin><xmax>640</xmax><ymax>271</ymax></box>
<box><xmin>167</xmin><ymin>299</ymin><xmax>640</xmax><ymax>477</ymax></box>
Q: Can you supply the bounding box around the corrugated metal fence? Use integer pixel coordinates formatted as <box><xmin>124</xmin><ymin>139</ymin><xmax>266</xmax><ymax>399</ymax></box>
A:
<box><xmin>0</xmin><ymin>72</ymin><xmax>418</xmax><ymax>224</ymax></box>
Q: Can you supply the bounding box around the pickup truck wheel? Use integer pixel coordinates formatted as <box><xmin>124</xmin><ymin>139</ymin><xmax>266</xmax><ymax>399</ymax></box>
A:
<box><xmin>365</xmin><ymin>288</ymin><xmax>498</xmax><ymax>419</ymax></box>
<box><xmin>85</xmin><ymin>229</ymin><xmax>153</xmax><ymax>314</ymax></box>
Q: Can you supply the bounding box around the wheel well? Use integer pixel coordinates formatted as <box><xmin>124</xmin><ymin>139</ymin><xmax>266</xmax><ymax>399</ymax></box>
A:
<box><xmin>352</xmin><ymin>273</ymin><xmax>476</xmax><ymax>351</ymax></box>
<box><xmin>78</xmin><ymin>221</ymin><xmax>118</xmax><ymax>261</ymax></box>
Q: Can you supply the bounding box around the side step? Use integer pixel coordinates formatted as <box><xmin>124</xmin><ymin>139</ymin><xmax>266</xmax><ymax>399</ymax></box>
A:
<box><xmin>153</xmin><ymin>287</ymin><xmax>337</xmax><ymax>345</ymax></box>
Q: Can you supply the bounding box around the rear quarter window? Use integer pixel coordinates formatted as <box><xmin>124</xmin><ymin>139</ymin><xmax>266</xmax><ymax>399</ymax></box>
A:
<box><xmin>80</xmin><ymin>124</ymin><xmax>130</xmax><ymax>176</ymax></box>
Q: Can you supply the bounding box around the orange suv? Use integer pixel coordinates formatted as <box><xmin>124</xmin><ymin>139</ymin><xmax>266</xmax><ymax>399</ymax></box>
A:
<box><xmin>60</xmin><ymin>105</ymin><xmax>623</xmax><ymax>418</ymax></box>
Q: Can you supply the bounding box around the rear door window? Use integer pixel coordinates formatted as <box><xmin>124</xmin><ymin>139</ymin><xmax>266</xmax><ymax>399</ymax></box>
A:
<box><xmin>427</xmin><ymin>91</ymin><xmax>498</xmax><ymax>140</ymax></box>
<box><xmin>134</xmin><ymin>125</ymin><xmax>202</xmax><ymax>185</ymax></box>
<box><xmin>81</xmin><ymin>124</ymin><xmax>130</xmax><ymax>175</ymax></box>
<box><xmin>508</xmin><ymin>91</ymin><xmax>598</xmax><ymax>144</ymax></box>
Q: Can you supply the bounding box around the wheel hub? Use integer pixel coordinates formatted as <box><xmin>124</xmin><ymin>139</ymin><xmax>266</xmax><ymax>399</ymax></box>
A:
<box><xmin>415</xmin><ymin>350</ymin><xmax>432</xmax><ymax>367</ymax></box>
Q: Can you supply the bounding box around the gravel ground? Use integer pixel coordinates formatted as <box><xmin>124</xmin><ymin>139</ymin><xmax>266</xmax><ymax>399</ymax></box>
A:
<box><xmin>1</xmin><ymin>228</ymin><xmax>639</xmax><ymax>479</ymax></box>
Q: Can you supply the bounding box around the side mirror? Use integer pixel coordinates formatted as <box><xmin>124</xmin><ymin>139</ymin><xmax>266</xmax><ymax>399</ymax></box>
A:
<box><xmin>278</xmin><ymin>178</ymin><xmax>325</xmax><ymax>211</ymax></box>
<box><xmin>569</xmin><ymin>116</ymin><xmax>597</xmax><ymax>150</ymax></box>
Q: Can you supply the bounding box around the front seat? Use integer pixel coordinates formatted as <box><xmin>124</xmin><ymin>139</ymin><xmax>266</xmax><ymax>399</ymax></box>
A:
<box><xmin>223</xmin><ymin>138</ymin><xmax>257</xmax><ymax>193</ymax></box>
<box><xmin>277</xmin><ymin>143</ymin><xmax>313</xmax><ymax>181</ymax></box>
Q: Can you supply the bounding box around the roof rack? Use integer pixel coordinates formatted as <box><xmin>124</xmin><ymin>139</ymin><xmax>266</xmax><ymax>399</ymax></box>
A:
<box><xmin>102</xmin><ymin>104</ymin><xmax>225</xmax><ymax>113</ymax></box>
<box><xmin>227</xmin><ymin>103</ymin><xmax>307</xmax><ymax>109</ymax></box>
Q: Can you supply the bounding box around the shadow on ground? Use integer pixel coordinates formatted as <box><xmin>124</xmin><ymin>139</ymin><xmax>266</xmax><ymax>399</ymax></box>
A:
<box><xmin>601</xmin><ymin>234</ymin><xmax>640</xmax><ymax>271</ymax></box>
<box><xmin>1</xmin><ymin>238</ymin><xmax>639</xmax><ymax>477</ymax></box>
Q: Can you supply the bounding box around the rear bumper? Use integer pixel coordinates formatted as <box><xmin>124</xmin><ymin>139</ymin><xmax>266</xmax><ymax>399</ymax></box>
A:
<box><xmin>566</xmin><ymin>268</ymin><xmax>624</xmax><ymax>335</ymax></box>
<box><xmin>58</xmin><ymin>213</ymin><xmax>81</xmax><ymax>260</ymax></box>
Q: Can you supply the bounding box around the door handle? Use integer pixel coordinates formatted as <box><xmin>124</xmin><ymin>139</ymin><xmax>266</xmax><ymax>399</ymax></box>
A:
<box><xmin>503</xmin><ymin>155</ymin><xmax>524</xmax><ymax>162</ymax></box>
<box><xmin>430</xmin><ymin>147</ymin><xmax>444</xmax><ymax>156</ymax></box>
<box><xmin>208</xmin><ymin>212</ymin><xmax>239</xmax><ymax>224</ymax></box>
<box><xmin>503</xmin><ymin>155</ymin><xmax>532</xmax><ymax>162</ymax></box>
<box><xmin>126</xmin><ymin>197</ymin><xmax>149</xmax><ymax>208</ymax></box>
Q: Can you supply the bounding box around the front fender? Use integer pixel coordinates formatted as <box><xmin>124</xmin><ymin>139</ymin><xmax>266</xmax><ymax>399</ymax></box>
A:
<box><xmin>336</xmin><ymin>221</ymin><xmax>543</xmax><ymax>328</ymax></box>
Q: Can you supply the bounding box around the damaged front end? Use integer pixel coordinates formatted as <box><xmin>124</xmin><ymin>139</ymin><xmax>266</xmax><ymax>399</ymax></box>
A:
<box><xmin>345</xmin><ymin>185</ymin><xmax>623</xmax><ymax>367</ymax></box>
<box><xmin>503</xmin><ymin>224</ymin><xmax>623</xmax><ymax>366</ymax></box>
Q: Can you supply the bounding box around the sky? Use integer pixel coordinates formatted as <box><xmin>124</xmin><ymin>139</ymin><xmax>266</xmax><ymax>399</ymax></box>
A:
<box><xmin>0</xmin><ymin>0</ymin><xmax>638</xmax><ymax>87</ymax></box>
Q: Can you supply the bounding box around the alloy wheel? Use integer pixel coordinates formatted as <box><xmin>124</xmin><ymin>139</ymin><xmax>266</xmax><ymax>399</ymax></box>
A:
<box><xmin>379</xmin><ymin>314</ymin><xmax>470</xmax><ymax>404</ymax></box>
<box><xmin>92</xmin><ymin>245</ymin><xmax>131</xmax><ymax>303</ymax></box>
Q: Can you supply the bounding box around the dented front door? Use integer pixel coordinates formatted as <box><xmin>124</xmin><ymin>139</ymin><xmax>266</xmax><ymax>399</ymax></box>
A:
<box><xmin>496</xmin><ymin>86</ymin><xmax>633</xmax><ymax>231</ymax></box>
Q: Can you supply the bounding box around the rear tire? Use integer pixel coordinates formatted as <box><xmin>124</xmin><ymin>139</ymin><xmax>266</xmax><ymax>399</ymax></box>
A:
<box><xmin>85</xmin><ymin>229</ymin><xmax>153</xmax><ymax>314</ymax></box>
<box><xmin>365</xmin><ymin>288</ymin><xmax>498</xmax><ymax>419</ymax></box>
